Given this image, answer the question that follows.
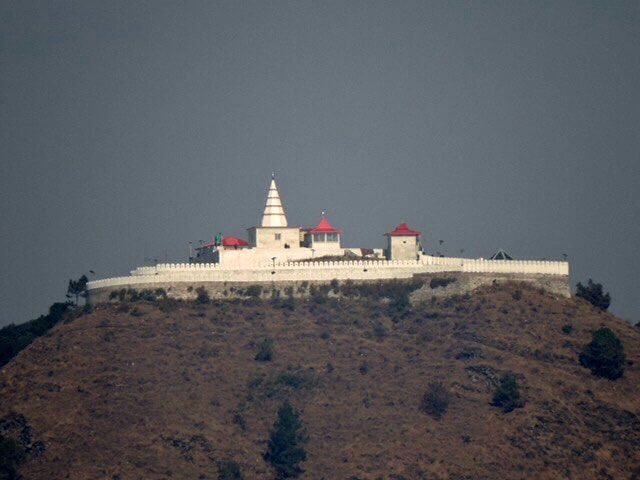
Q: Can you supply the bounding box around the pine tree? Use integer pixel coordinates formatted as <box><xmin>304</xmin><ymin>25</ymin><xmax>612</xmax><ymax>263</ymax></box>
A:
<box><xmin>67</xmin><ymin>275</ymin><xmax>89</xmax><ymax>305</ymax></box>
<box><xmin>264</xmin><ymin>401</ymin><xmax>307</xmax><ymax>479</ymax></box>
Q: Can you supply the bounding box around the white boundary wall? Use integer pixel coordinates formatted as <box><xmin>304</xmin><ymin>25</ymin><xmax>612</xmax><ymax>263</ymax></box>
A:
<box><xmin>87</xmin><ymin>255</ymin><xmax>569</xmax><ymax>291</ymax></box>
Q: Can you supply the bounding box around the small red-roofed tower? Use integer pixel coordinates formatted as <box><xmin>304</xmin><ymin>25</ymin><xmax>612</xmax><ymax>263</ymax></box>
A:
<box><xmin>304</xmin><ymin>215</ymin><xmax>343</xmax><ymax>253</ymax></box>
<box><xmin>385</xmin><ymin>223</ymin><xmax>421</xmax><ymax>261</ymax></box>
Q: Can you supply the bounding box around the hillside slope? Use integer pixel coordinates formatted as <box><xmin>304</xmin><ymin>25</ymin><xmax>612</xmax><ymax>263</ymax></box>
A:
<box><xmin>1</xmin><ymin>283</ymin><xmax>639</xmax><ymax>479</ymax></box>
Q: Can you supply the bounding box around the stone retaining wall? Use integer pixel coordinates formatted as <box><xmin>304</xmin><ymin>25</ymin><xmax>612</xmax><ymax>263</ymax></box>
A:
<box><xmin>87</xmin><ymin>271</ymin><xmax>570</xmax><ymax>304</ymax></box>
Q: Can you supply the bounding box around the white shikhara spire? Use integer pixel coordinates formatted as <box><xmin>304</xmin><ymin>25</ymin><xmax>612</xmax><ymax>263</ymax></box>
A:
<box><xmin>261</xmin><ymin>173</ymin><xmax>288</xmax><ymax>227</ymax></box>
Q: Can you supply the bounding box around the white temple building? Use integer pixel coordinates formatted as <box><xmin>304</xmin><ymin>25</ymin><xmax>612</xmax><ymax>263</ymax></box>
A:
<box><xmin>191</xmin><ymin>174</ymin><xmax>422</xmax><ymax>266</ymax></box>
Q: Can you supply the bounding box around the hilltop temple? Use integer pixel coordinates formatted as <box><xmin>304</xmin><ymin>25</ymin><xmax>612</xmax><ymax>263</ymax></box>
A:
<box><xmin>190</xmin><ymin>174</ymin><xmax>422</xmax><ymax>266</ymax></box>
<box><xmin>86</xmin><ymin>174</ymin><xmax>570</xmax><ymax>303</ymax></box>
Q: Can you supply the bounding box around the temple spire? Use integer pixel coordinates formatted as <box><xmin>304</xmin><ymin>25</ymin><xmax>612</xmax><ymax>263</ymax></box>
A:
<box><xmin>261</xmin><ymin>174</ymin><xmax>288</xmax><ymax>227</ymax></box>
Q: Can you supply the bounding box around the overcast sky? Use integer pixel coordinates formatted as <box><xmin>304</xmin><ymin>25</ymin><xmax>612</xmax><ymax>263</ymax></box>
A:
<box><xmin>1</xmin><ymin>1</ymin><xmax>638</xmax><ymax>326</ymax></box>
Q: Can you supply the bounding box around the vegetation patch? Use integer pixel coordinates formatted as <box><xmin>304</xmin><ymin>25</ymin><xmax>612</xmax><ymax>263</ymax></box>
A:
<box><xmin>217</xmin><ymin>459</ymin><xmax>244</xmax><ymax>480</ymax></box>
<box><xmin>579</xmin><ymin>327</ymin><xmax>626</xmax><ymax>379</ymax></box>
<box><xmin>372</xmin><ymin>322</ymin><xmax>388</xmax><ymax>341</ymax></box>
<box><xmin>255</xmin><ymin>338</ymin><xmax>274</xmax><ymax>362</ymax></box>
<box><xmin>0</xmin><ymin>435</ymin><xmax>24</xmax><ymax>480</ymax></box>
<box><xmin>576</xmin><ymin>279</ymin><xmax>611</xmax><ymax>311</ymax></box>
<box><xmin>491</xmin><ymin>374</ymin><xmax>525</xmax><ymax>413</ymax></box>
<box><xmin>247</xmin><ymin>366</ymin><xmax>317</xmax><ymax>401</ymax></box>
<box><xmin>243</xmin><ymin>285</ymin><xmax>263</xmax><ymax>298</ymax></box>
<box><xmin>430</xmin><ymin>277</ymin><xmax>456</xmax><ymax>289</ymax></box>
<box><xmin>109</xmin><ymin>288</ymin><xmax>168</xmax><ymax>303</ymax></box>
<box><xmin>455</xmin><ymin>347</ymin><xmax>483</xmax><ymax>361</ymax></box>
<box><xmin>264</xmin><ymin>401</ymin><xmax>308</xmax><ymax>479</ymax></box>
<box><xmin>338</xmin><ymin>279</ymin><xmax>423</xmax><ymax>301</ymax></box>
<box><xmin>561</xmin><ymin>323</ymin><xmax>573</xmax><ymax>335</ymax></box>
<box><xmin>421</xmin><ymin>382</ymin><xmax>451</xmax><ymax>419</ymax></box>
<box><xmin>0</xmin><ymin>302</ymin><xmax>71</xmax><ymax>369</ymax></box>
<box><xmin>275</xmin><ymin>366</ymin><xmax>317</xmax><ymax>391</ymax></box>
<box><xmin>0</xmin><ymin>412</ymin><xmax>45</xmax><ymax>479</ymax></box>
<box><xmin>195</xmin><ymin>287</ymin><xmax>210</xmax><ymax>304</ymax></box>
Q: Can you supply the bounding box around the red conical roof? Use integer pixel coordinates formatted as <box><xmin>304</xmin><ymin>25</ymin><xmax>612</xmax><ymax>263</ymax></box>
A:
<box><xmin>308</xmin><ymin>217</ymin><xmax>343</xmax><ymax>234</ymax></box>
<box><xmin>386</xmin><ymin>223</ymin><xmax>421</xmax><ymax>237</ymax></box>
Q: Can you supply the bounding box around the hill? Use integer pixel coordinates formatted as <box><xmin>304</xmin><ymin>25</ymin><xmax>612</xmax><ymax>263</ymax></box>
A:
<box><xmin>1</xmin><ymin>283</ymin><xmax>639</xmax><ymax>479</ymax></box>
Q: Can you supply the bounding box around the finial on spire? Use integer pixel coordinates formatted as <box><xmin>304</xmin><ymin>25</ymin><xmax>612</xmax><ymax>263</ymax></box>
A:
<box><xmin>321</xmin><ymin>211</ymin><xmax>326</xmax><ymax>217</ymax></box>
<box><xmin>271</xmin><ymin>171</ymin><xmax>275</xmax><ymax>179</ymax></box>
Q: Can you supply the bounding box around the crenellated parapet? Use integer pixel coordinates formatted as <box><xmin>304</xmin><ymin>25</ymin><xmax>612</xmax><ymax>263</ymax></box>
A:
<box><xmin>88</xmin><ymin>256</ymin><xmax>569</xmax><ymax>294</ymax></box>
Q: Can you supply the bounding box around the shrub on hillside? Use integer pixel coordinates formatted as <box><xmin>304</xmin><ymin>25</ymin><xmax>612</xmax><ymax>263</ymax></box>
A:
<box><xmin>245</xmin><ymin>285</ymin><xmax>263</xmax><ymax>298</ymax></box>
<box><xmin>134</xmin><ymin>289</ymin><xmax>164</xmax><ymax>302</ymax></box>
<box><xmin>575</xmin><ymin>279</ymin><xmax>611</xmax><ymax>311</ymax></box>
<box><xmin>127</xmin><ymin>288</ymin><xmax>141</xmax><ymax>302</ymax></box>
<box><xmin>562</xmin><ymin>324</ymin><xmax>573</xmax><ymax>335</ymax></box>
<box><xmin>372</xmin><ymin>322</ymin><xmax>388</xmax><ymax>341</ymax></box>
<box><xmin>309</xmin><ymin>284</ymin><xmax>330</xmax><ymax>304</ymax></box>
<box><xmin>296</xmin><ymin>281</ymin><xmax>309</xmax><ymax>294</ymax></box>
<box><xmin>158</xmin><ymin>298</ymin><xmax>180</xmax><ymax>313</ymax></box>
<box><xmin>579</xmin><ymin>327</ymin><xmax>626</xmax><ymax>379</ymax></box>
<box><xmin>387</xmin><ymin>294</ymin><xmax>410</xmax><ymax>319</ymax></box>
<box><xmin>280</xmin><ymin>295</ymin><xmax>296</xmax><ymax>311</ymax></box>
<box><xmin>217</xmin><ymin>459</ymin><xmax>244</xmax><ymax>480</ymax></box>
<box><xmin>255</xmin><ymin>338</ymin><xmax>274</xmax><ymax>362</ymax></box>
<box><xmin>430</xmin><ymin>277</ymin><xmax>456</xmax><ymax>289</ymax></box>
<box><xmin>0</xmin><ymin>435</ymin><xmax>24</xmax><ymax>480</ymax></box>
<box><xmin>421</xmin><ymin>382</ymin><xmax>450</xmax><ymax>419</ymax></box>
<box><xmin>233</xmin><ymin>412</ymin><xmax>247</xmax><ymax>431</ymax></box>
<box><xmin>154</xmin><ymin>288</ymin><xmax>168</xmax><ymax>299</ymax></box>
<box><xmin>264</xmin><ymin>401</ymin><xmax>308</xmax><ymax>479</ymax></box>
<box><xmin>276</xmin><ymin>366</ymin><xmax>316</xmax><ymax>390</ymax></box>
<box><xmin>195</xmin><ymin>286</ymin><xmax>210</xmax><ymax>304</ymax></box>
<box><xmin>491</xmin><ymin>374</ymin><xmax>525</xmax><ymax>413</ymax></box>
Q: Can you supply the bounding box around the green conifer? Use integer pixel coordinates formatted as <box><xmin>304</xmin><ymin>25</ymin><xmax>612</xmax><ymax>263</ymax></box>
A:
<box><xmin>580</xmin><ymin>327</ymin><xmax>626</xmax><ymax>379</ymax></box>
<box><xmin>264</xmin><ymin>401</ymin><xmax>307</xmax><ymax>479</ymax></box>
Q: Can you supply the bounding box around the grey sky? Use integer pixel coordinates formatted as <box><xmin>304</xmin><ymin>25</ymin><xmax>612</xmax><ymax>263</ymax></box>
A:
<box><xmin>1</xmin><ymin>1</ymin><xmax>639</xmax><ymax>326</ymax></box>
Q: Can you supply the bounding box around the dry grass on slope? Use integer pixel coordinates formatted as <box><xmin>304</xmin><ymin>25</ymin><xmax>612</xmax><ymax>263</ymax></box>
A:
<box><xmin>1</xmin><ymin>283</ymin><xmax>639</xmax><ymax>480</ymax></box>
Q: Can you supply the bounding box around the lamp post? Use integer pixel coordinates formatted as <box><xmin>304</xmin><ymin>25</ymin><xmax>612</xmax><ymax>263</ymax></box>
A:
<box><xmin>271</xmin><ymin>256</ymin><xmax>276</xmax><ymax>274</ymax></box>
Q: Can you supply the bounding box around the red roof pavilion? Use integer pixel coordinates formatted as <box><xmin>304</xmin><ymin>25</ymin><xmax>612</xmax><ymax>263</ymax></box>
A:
<box><xmin>307</xmin><ymin>217</ymin><xmax>343</xmax><ymax>234</ymax></box>
<box><xmin>196</xmin><ymin>236</ymin><xmax>249</xmax><ymax>249</ymax></box>
<box><xmin>222</xmin><ymin>236</ymin><xmax>249</xmax><ymax>247</ymax></box>
<box><xmin>386</xmin><ymin>223</ymin><xmax>421</xmax><ymax>237</ymax></box>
